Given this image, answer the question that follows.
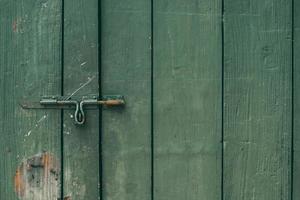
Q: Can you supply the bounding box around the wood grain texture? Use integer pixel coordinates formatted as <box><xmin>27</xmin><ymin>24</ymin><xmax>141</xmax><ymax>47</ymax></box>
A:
<box><xmin>223</xmin><ymin>0</ymin><xmax>292</xmax><ymax>199</ymax></box>
<box><xmin>63</xmin><ymin>0</ymin><xmax>100</xmax><ymax>199</ymax></box>
<box><xmin>101</xmin><ymin>0</ymin><xmax>152</xmax><ymax>199</ymax></box>
<box><xmin>294</xmin><ymin>0</ymin><xmax>300</xmax><ymax>199</ymax></box>
<box><xmin>153</xmin><ymin>1</ymin><xmax>222</xmax><ymax>199</ymax></box>
<box><xmin>0</xmin><ymin>0</ymin><xmax>62</xmax><ymax>199</ymax></box>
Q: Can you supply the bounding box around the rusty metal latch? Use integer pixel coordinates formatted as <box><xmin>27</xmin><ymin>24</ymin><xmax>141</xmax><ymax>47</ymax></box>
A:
<box><xmin>20</xmin><ymin>95</ymin><xmax>125</xmax><ymax>125</ymax></box>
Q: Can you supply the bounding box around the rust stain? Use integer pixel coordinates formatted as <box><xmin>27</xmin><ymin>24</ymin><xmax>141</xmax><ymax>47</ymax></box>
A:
<box><xmin>103</xmin><ymin>99</ymin><xmax>125</xmax><ymax>106</ymax></box>
<box><xmin>14</xmin><ymin>152</ymin><xmax>60</xmax><ymax>199</ymax></box>
<box><xmin>14</xmin><ymin>168</ymin><xmax>25</xmax><ymax>197</ymax></box>
<box><xmin>42</xmin><ymin>152</ymin><xmax>51</xmax><ymax>179</ymax></box>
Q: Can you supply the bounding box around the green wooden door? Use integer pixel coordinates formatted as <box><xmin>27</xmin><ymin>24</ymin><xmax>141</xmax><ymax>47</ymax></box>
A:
<box><xmin>0</xmin><ymin>0</ymin><xmax>298</xmax><ymax>200</ymax></box>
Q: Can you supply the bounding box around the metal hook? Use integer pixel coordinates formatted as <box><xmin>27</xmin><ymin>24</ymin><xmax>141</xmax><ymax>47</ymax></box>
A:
<box><xmin>74</xmin><ymin>101</ymin><xmax>85</xmax><ymax>125</ymax></box>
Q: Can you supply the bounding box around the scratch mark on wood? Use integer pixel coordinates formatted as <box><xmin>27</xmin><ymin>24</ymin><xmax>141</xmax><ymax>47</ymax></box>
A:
<box><xmin>65</xmin><ymin>76</ymin><xmax>96</xmax><ymax>100</ymax></box>
<box><xmin>37</xmin><ymin>115</ymin><xmax>48</xmax><ymax>123</ymax></box>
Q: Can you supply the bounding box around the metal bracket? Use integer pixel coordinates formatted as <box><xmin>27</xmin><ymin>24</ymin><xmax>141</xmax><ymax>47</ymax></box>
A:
<box><xmin>20</xmin><ymin>95</ymin><xmax>125</xmax><ymax>125</ymax></box>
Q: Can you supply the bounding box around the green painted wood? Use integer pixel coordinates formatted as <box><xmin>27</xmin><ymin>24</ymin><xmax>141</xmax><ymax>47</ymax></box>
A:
<box><xmin>153</xmin><ymin>1</ymin><xmax>222</xmax><ymax>199</ymax></box>
<box><xmin>223</xmin><ymin>0</ymin><xmax>292</xmax><ymax>199</ymax></box>
<box><xmin>294</xmin><ymin>0</ymin><xmax>300</xmax><ymax>199</ymax></box>
<box><xmin>101</xmin><ymin>0</ymin><xmax>152</xmax><ymax>199</ymax></box>
<box><xmin>0</xmin><ymin>1</ymin><xmax>297</xmax><ymax>199</ymax></box>
<box><xmin>63</xmin><ymin>0</ymin><xmax>100</xmax><ymax>199</ymax></box>
<box><xmin>0</xmin><ymin>0</ymin><xmax>62</xmax><ymax>199</ymax></box>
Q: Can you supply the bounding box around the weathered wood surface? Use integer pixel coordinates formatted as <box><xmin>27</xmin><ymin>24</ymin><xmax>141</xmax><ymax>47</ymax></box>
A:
<box><xmin>0</xmin><ymin>0</ymin><xmax>298</xmax><ymax>199</ymax></box>
<box><xmin>153</xmin><ymin>1</ymin><xmax>222</xmax><ymax>199</ymax></box>
<box><xmin>101</xmin><ymin>0</ymin><xmax>152</xmax><ymax>199</ymax></box>
<box><xmin>63</xmin><ymin>0</ymin><xmax>100</xmax><ymax>199</ymax></box>
<box><xmin>223</xmin><ymin>0</ymin><xmax>292</xmax><ymax>199</ymax></box>
<box><xmin>294</xmin><ymin>0</ymin><xmax>300</xmax><ymax>199</ymax></box>
<box><xmin>0</xmin><ymin>0</ymin><xmax>62</xmax><ymax>199</ymax></box>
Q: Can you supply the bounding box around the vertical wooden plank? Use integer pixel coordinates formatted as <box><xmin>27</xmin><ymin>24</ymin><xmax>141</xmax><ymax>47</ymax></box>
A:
<box><xmin>153</xmin><ymin>1</ymin><xmax>222</xmax><ymax>199</ymax></box>
<box><xmin>101</xmin><ymin>0</ymin><xmax>151</xmax><ymax>199</ymax></box>
<box><xmin>0</xmin><ymin>0</ymin><xmax>62</xmax><ymax>199</ymax></box>
<box><xmin>63</xmin><ymin>0</ymin><xmax>99</xmax><ymax>199</ymax></box>
<box><xmin>294</xmin><ymin>0</ymin><xmax>300</xmax><ymax>199</ymax></box>
<box><xmin>224</xmin><ymin>0</ymin><xmax>292</xmax><ymax>199</ymax></box>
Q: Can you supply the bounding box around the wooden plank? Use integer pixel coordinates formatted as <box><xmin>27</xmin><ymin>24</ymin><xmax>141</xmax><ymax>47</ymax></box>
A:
<box><xmin>223</xmin><ymin>0</ymin><xmax>292</xmax><ymax>199</ymax></box>
<box><xmin>153</xmin><ymin>1</ymin><xmax>222</xmax><ymax>199</ymax></box>
<box><xmin>101</xmin><ymin>0</ymin><xmax>152</xmax><ymax>199</ymax></box>
<box><xmin>0</xmin><ymin>0</ymin><xmax>62</xmax><ymax>199</ymax></box>
<box><xmin>294</xmin><ymin>0</ymin><xmax>300</xmax><ymax>199</ymax></box>
<box><xmin>63</xmin><ymin>0</ymin><xmax>100</xmax><ymax>199</ymax></box>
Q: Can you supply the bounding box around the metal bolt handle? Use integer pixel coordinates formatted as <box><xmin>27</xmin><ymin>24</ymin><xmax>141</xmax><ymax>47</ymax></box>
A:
<box><xmin>40</xmin><ymin>97</ymin><xmax>125</xmax><ymax>125</ymax></box>
<box><xmin>78</xmin><ymin>99</ymin><xmax>125</xmax><ymax>125</ymax></box>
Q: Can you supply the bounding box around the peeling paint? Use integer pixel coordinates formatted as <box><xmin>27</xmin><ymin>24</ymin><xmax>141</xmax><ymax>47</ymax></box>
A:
<box><xmin>25</xmin><ymin>130</ymin><xmax>31</xmax><ymax>137</ymax></box>
<box><xmin>14</xmin><ymin>152</ymin><xmax>60</xmax><ymax>200</ymax></box>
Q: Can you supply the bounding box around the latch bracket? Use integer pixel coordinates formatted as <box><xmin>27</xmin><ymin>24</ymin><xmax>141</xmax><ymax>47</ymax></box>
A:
<box><xmin>20</xmin><ymin>95</ymin><xmax>125</xmax><ymax>125</ymax></box>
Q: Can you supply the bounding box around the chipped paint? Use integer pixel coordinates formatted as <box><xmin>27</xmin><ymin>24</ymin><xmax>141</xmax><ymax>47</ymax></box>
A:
<box><xmin>80</xmin><ymin>61</ymin><xmax>87</xmax><ymax>67</ymax></box>
<box><xmin>42</xmin><ymin>2</ymin><xmax>48</xmax><ymax>8</ymax></box>
<box><xmin>14</xmin><ymin>152</ymin><xmax>60</xmax><ymax>200</ymax></box>
<box><xmin>24</xmin><ymin>115</ymin><xmax>48</xmax><ymax>137</ymax></box>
